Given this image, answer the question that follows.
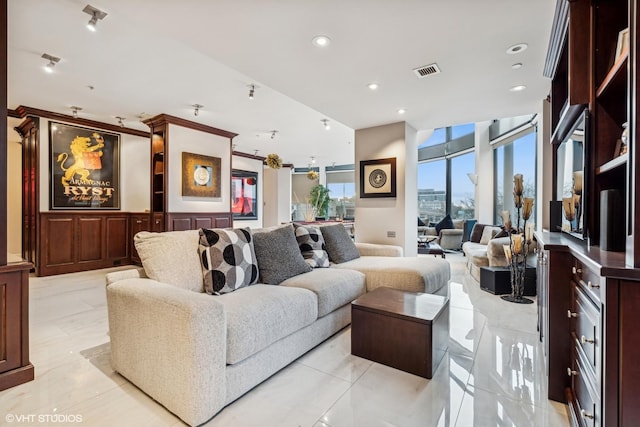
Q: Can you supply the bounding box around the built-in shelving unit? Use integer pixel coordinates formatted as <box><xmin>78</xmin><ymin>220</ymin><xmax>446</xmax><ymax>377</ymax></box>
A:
<box><xmin>540</xmin><ymin>1</ymin><xmax>640</xmax><ymax>426</ymax></box>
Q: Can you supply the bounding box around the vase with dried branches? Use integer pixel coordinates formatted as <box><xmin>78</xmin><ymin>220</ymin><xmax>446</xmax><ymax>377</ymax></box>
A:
<box><xmin>500</xmin><ymin>173</ymin><xmax>535</xmax><ymax>304</ymax></box>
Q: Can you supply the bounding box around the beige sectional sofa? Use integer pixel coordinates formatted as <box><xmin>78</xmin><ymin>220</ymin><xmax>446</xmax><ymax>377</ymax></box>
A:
<box><xmin>106</xmin><ymin>226</ymin><xmax>450</xmax><ymax>426</ymax></box>
<box><xmin>462</xmin><ymin>224</ymin><xmax>537</xmax><ymax>281</ymax></box>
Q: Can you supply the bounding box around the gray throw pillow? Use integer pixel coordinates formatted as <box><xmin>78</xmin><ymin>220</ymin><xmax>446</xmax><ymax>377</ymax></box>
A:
<box><xmin>253</xmin><ymin>224</ymin><xmax>312</xmax><ymax>284</ymax></box>
<box><xmin>294</xmin><ymin>224</ymin><xmax>330</xmax><ymax>268</ymax></box>
<box><xmin>320</xmin><ymin>223</ymin><xmax>360</xmax><ymax>263</ymax></box>
<box><xmin>198</xmin><ymin>228</ymin><xmax>259</xmax><ymax>295</ymax></box>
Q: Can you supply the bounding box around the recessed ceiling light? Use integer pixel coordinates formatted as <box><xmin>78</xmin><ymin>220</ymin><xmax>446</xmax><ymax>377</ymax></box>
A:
<box><xmin>506</xmin><ymin>43</ymin><xmax>528</xmax><ymax>54</ymax></box>
<box><xmin>367</xmin><ymin>83</ymin><xmax>379</xmax><ymax>90</ymax></box>
<box><xmin>312</xmin><ymin>35</ymin><xmax>331</xmax><ymax>47</ymax></box>
<box><xmin>509</xmin><ymin>85</ymin><xmax>527</xmax><ymax>92</ymax></box>
<box><xmin>512</xmin><ymin>62</ymin><xmax>523</xmax><ymax>69</ymax></box>
<box><xmin>397</xmin><ymin>108</ymin><xmax>406</xmax><ymax>114</ymax></box>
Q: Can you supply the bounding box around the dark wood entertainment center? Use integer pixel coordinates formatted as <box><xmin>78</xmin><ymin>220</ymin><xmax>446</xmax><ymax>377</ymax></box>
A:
<box><xmin>541</xmin><ymin>1</ymin><xmax>640</xmax><ymax>426</ymax></box>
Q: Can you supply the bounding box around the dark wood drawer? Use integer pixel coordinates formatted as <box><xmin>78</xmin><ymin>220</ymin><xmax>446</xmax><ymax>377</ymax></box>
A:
<box><xmin>572</xmin><ymin>344</ymin><xmax>600</xmax><ymax>427</ymax></box>
<box><xmin>572</xmin><ymin>259</ymin><xmax>601</xmax><ymax>304</ymax></box>
<box><xmin>572</xmin><ymin>285</ymin><xmax>600</xmax><ymax>379</ymax></box>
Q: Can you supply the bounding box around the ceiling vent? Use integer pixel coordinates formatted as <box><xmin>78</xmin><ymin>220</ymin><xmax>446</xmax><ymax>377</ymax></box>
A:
<box><xmin>413</xmin><ymin>63</ymin><xmax>441</xmax><ymax>78</ymax></box>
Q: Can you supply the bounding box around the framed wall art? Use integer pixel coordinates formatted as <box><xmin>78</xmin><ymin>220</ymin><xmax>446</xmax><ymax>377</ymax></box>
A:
<box><xmin>49</xmin><ymin>122</ymin><xmax>120</xmax><ymax>209</ymax></box>
<box><xmin>231</xmin><ymin>169</ymin><xmax>258</xmax><ymax>220</ymax></box>
<box><xmin>182</xmin><ymin>152</ymin><xmax>222</xmax><ymax>198</ymax></box>
<box><xmin>359</xmin><ymin>157</ymin><xmax>396</xmax><ymax>198</ymax></box>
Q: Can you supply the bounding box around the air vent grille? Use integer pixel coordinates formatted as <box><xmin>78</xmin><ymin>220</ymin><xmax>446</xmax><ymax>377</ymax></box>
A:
<box><xmin>413</xmin><ymin>63</ymin><xmax>441</xmax><ymax>78</ymax></box>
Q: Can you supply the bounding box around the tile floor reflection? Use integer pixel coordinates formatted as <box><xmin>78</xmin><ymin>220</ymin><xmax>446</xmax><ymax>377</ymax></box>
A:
<box><xmin>0</xmin><ymin>253</ymin><xmax>570</xmax><ymax>426</ymax></box>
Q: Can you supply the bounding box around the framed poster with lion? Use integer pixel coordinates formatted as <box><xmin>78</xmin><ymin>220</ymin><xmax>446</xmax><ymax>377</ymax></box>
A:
<box><xmin>49</xmin><ymin>122</ymin><xmax>120</xmax><ymax>209</ymax></box>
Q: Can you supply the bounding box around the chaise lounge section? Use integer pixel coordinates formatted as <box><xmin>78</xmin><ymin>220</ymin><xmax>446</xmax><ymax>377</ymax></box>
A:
<box><xmin>106</xmin><ymin>224</ymin><xmax>450</xmax><ymax>426</ymax></box>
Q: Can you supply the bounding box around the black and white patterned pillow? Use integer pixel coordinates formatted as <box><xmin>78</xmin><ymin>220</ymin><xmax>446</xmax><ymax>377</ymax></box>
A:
<box><xmin>294</xmin><ymin>224</ymin><xmax>330</xmax><ymax>268</ymax></box>
<box><xmin>198</xmin><ymin>228</ymin><xmax>259</xmax><ymax>295</ymax></box>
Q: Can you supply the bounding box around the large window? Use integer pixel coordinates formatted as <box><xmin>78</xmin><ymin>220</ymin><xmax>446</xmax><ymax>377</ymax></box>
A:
<box><xmin>450</xmin><ymin>151</ymin><xmax>475</xmax><ymax>219</ymax></box>
<box><xmin>493</xmin><ymin>129</ymin><xmax>537</xmax><ymax>226</ymax></box>
<box><xmin>418</xmin><ymin>160</ymin><xmax>446</xmax><ymax>222</ymax></box>
<box><xmin>418</xmin><ymin>124</ymin><xmax>475</xmax><ymax>222</ymax></box>
<box><xmin>326</xmin><ymin>169</ymin><xmax>355</xmax><ymax>220</ymax></box>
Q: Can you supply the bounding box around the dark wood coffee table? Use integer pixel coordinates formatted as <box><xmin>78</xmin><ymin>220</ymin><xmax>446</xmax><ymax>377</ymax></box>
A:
<box><xmin>351</xmin><ymin>287</ymin><xmax>449</xmax><ymax>379</ymax></box>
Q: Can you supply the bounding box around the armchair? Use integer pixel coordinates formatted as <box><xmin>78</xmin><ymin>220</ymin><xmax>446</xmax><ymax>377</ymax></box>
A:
<box><xmin>419</xmin><ymin>219</ymin><xmax>465</xmax><ymax>251</ymax></box>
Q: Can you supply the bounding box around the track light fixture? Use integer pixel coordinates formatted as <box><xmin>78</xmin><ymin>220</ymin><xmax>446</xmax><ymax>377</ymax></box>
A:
<box><xmin>248</xmin><ymin>84</ymin><xmax>256</xmax><ymax>100</ymax></box>
<box><xmin>71</xmin><ymin>106</ymin><xmax>82</xmax><ymax>118</ymax></box>
<box><xmin>116</xmin><ymin>116</ymin><xmax>125</xmax><ymax>128</ymax></box>
<box><xmin>321</xmin><ymin>119</ymin><xmax>330</xmax><ymax>130</ymax></box>
<box><xmin>193</xmin><ymin>104</ymin><xmax>203</xmax><ymax>117</ymax></box>
<box><xmin>41</xmin><ymin>53</ymin><xmax>60</xmax><ymax>73</ymax></box>
<box><xmin>311</xmin><ymin>156</ymin><xmax>316</xmax><ymax>164</ymax></box>
<box><xmin>270</xmin><ymin>130</ymin><xmax>278</xmax><ymax>140</ymax></box>
<box><xmin>83</xmin><ymin>5</ymin><xmax>108</xmax><ymax>32</ymax></box>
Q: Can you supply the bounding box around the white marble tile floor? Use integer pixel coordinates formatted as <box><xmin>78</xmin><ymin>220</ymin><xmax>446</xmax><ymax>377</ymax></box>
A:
<box><xmin>0</xmin><ymin>253</ymin><xmax>570</xmax><ymax>426</ymax></box>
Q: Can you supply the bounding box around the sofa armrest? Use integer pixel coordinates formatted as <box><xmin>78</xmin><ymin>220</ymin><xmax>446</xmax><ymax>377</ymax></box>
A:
<box><xmin>106</xmin><ymin>278</ymin><xmax>226</xmax><ymax>426</ymax></box>
<box><xmin>355</xmin><ymin>242</ymin><xmax>403</xmax><ymax>257</ymax></box>
<box><xmin>487</xmin><ymin>236</ymin><xmax>510</xmax><ymax>267</ymax></box>
<box><xmin>105</xmin><ymin>267</ymin><xmax>146</xmax><ymax>285</ymax></box>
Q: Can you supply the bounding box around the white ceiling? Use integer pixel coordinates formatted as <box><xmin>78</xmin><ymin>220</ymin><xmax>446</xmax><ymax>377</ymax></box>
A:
<box><xmin>7</xmin><ymin>0</ymin><xmax>556</xmax><ymax>167</ymax></box>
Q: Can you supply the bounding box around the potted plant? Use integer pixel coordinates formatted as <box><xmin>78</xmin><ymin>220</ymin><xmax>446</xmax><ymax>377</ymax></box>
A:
<box><xmin>307</xmin><ymin>184</ymin><xmax>330</xmax><ymax>220</ymax></box>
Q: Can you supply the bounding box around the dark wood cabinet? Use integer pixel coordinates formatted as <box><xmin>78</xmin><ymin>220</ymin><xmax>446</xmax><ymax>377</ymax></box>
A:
<box><xmin>537</xmin><ymin>231</ymin><xmax>640</xmax><ymax>427</ymax></box>
<box><xmin>130</xmin><ymin>213</ymin><xmax>150</xmax><ymax>265</ymax></box>
<box><xmin>0</xmin><ymin>262</ymin><xmax>34</xmax><ymax>391</ymax></box>
<box><xmin>38</xmin><ymin>212</ymin><xmax>129</xmax><ymax>276</ymax></box>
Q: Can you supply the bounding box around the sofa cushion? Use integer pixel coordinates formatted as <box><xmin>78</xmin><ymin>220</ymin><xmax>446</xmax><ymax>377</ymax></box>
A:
<box><xmin>469</xmin><ymin>223</ymin><xmax>486</xmax><ymax>243</ymax></box>
<box><xmin>333</xmin><ymin>256</ymin><xmax>450</xmax><ymax>294</ymax></box>
<box><xmin>281</xmin><ymin>268</ymin><xmax>366</xmax><ymax>317</ymax></box>
<box><xmin>134</xmin><ymin>230</ymin><xmax>204</xmax><ymax>293</ymax></box>
<box><xmin>493</xmin><ymin>228</ymin><xmax>509</xmax><ymax>239</ymax></box>
<box><xmin>216</xmin><ymin>284</ymin><xmax>318</xmax><ymax>364</ymax></box>
<box><xmin>253</xmin><ymin>224</ymin><xmax>312</xmax><ymax>285</ymax></box>
<box><xmin>479</xmin><ymin>226</ymin><xmax>501</xmax><ymax>245</ymax></box>
<box><xmin>320</xmin><ymin>223</ymin><xmax>360</xmax><ymax>263</ymax></box>
<box><xmin>198</xmin><ymin>228</ymin><xmax>259</xmax><ymax>295</ymax></box>
<box><xmin>435</xmin><ymin>214</ymin><xmax>455</xmax><ymax>234</ymax></box>
<box><xmin>294</xmin><ymin>224</ymin><xmax>330</xmax><ymax>268</ymax></box>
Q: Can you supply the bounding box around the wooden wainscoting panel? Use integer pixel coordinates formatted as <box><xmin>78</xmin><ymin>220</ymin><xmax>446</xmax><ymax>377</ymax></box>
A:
<box><xmin>166</xmin><ymin>212</ymin><xmax>232</xmax><ymax>231</ymax></box>
<box><xmin>44</xmin><ymin>217</ymin><xmax>74</xmax><ymax>266</ymax></box>
<box><xmin>78</xmin><ymin>216</ymin><xmax>103</xmax><ymax>262</ymax></box>
<box><xmin>170</xmin><ymin>218</ymin><xmax>192</xmax><ymax>231</ymax></box>
<box><xmin>194</xmin><ymin>217</ymin><xmax>213</xmax><ymax>229</ymax></box>
<box><xmin>215</xmin><ymin>216</ymin><xmax>231</xmax><ymax>228</ymax></box>
<box><xmin>106</xmin><ymin>216</ymin><xmax>129</xmax><ymax>259</ymax></box>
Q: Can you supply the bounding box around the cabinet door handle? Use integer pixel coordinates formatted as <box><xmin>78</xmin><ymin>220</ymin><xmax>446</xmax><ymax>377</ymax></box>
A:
<box><xmin>567</xmin><ymin>367</ymin><xmax>577</xmax><ymax>376</ymax></box>
<box><xmin>136</xmin><ymin>220</ymin><xmax>142</xmax><ymax>224</ymax></box>
<box><xmin>567</xmin><ymin>310</ymin><xmax>577</xmax><ymax>318</ymax></box>
<box><xmin>572</xmin><ymin>266</ymin><xmax>582</xmax><ymax>275</ymax></box>
<box><xmin>581</xmin><ymin>409</ymin><xmax>594</xmax><ymax>420</ymax></box>
<box><xmin>155</xmin><ymin>220</ymin><xmax>161</xmax><ymax>225</ymax></box>
<box><xmin>587</xmin><ymin>281</ymin><xmax>600</xmax><ymax>289</ymax></box>
<box><xmin>581</xmin><ymin>335</ymin><xmax>595</xmax><ymax>345</ymax></box>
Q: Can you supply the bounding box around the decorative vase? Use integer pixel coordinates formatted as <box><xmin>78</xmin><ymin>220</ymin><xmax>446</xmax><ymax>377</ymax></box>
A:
<box><xmin>621</xmin><ymin>122</ymin><xmax>629</xmax><ymax>155</ymax></box>
<box><xmin>501</xmin><ymin>174</ymin><xmax>534</xmax><ymax>304</ymax></box>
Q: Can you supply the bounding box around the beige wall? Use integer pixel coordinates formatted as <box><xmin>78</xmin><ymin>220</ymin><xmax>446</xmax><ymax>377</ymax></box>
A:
<box><xmin>7</xmin><ymin>118</ymin><xmax>22</xmax><ymax>255</ymax></box>
<box><xmin>474</xmin><ymin>121</ymin><xmax>493</xmax><ymax>224</ymax></box>
<box><xmin>232</xmin><ymin>155</ymin><xmax>264</xmax><ymax>228</ymax></box>
<box><xmin>354</xmin><ymin>121</ymin><xmax>417</xmax><ymax>255</ymax></box>
<box><xmin>167</xmin><ymin>124</ymin><xmax>230</xmax><ymax>213</ymax></box>
<box><xmin>263</xmin><ymin>166</ymin><xmax>292</xmax><ymax>227</ymax></box>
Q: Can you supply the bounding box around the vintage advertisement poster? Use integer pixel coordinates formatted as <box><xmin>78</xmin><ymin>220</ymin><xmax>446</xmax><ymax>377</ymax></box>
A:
<box><xmin>50</xmin><ymin>122</ymin><xmax>120</xmax><ymax>209</ymax></box>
